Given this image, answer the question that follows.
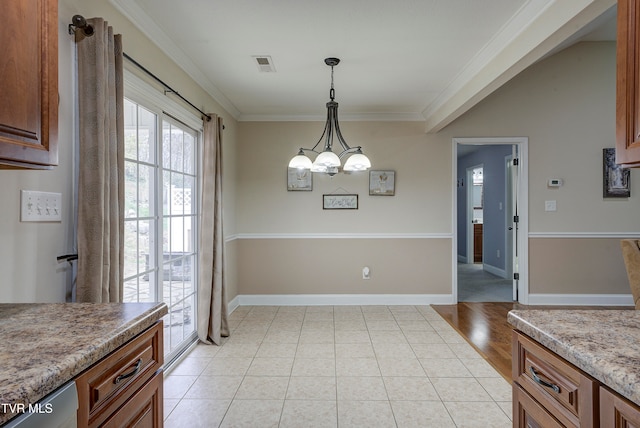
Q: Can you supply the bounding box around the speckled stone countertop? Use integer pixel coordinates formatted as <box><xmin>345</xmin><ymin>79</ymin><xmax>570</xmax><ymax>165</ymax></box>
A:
<box><xmin>508</xmin><ymin>309</ymin><xmax>640</xmax><ymax>406</ymax></box>
<box><xmin>0</xmin><ymin>302</ymin><xmax>168</xmax><ymax>425</ymax></box>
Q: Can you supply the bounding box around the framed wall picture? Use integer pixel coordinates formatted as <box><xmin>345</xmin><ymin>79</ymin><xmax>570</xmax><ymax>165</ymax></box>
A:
<box><xmin>369</xmin><ymin>170</ymin><xmax>395</xmax><ymax>196</ymax></box>
<box><xmin>287</xmin><ymin>167</ymin><xmax>312</xmax><ymax>191</ymax></box>
<box><xmin>603</xmin><ymin>148</ymin><xmax>630</xmax><ymax>198</ymax></box>
<box><xmin>323</xmin><ymin>194</ymin><xmax>358</xmax><ymax>209</ymax></box>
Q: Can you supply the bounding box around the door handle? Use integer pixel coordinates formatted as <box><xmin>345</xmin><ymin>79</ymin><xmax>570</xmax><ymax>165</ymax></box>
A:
<box><xmin>508</xmin><ymin>227</ymin><xmax>513</xmax><ymax>230</ymax></box>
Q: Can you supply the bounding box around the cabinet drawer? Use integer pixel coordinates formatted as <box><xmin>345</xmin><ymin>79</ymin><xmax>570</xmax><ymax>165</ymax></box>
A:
<box><xmin>512</xmin><ymin>331</ymin><xmax>597</xmax><ymax>427</ymax></box>
<box><xmin>513</xmin><ymin>383</ymin><xmax>565</xmax><ymax>428</ymax></box>
<box><xmin>76</xmin><ymin>321</ymin><xmax>163</xmax><ymax>427</ymax></box>
<box><xmin>100</xmin><ymin>371</ymin><xmax>163</xmax><ymax>428</ymax></box>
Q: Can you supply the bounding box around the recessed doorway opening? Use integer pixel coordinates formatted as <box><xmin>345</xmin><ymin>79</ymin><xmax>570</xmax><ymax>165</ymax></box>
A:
<box><xmin>453</xmin><ymin>137</ymin><xmax>529</xmax><ymax>304</ymax></box>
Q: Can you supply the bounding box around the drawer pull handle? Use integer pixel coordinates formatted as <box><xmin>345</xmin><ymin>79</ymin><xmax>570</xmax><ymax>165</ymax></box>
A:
<box><xmin>114</xmin><ymin>358</ymin><xmax>142</xmax><ymax>384</ymax></box>
<box><xmin>529</xmin><ymin>366</ymin><xmax>560</xmax><ymax>393</ymax></box>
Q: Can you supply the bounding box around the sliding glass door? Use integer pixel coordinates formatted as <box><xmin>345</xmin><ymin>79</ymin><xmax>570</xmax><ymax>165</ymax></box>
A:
<box><xmin>123</xmin><ymin>98</ymin><xmax>199</xmax><ymax>361</ymax></box>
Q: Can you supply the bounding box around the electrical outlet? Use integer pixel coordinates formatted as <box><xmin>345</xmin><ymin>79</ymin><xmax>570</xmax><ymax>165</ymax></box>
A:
<box><xmin>21</xmin><ymin>190</ymin><xmax>62</xmax><ymax>222</ymax></box>
<box><xmin>497</xmin><ymin>249</ymin><xmax>500</xmax><ymax>258</ymax></box>
<box><xmin>362</xmin><ymin>267</ymin><xmax>370</xmax><ymax>280</ymax></box>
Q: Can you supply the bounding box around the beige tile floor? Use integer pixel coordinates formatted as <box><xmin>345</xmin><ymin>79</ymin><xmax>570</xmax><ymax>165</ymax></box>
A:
<box><xmin>163</xmin><ymin>305</ymin><xmax>512</xmax><ymax>428</ymax></box>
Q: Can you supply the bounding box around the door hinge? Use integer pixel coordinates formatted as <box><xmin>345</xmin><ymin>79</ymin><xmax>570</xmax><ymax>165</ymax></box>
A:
<box><xmin>513</xmin><ymin>215</ymin><xmax>519</xmax><ymax>223</ymax></box>
<box><xmin>513</xmin><ymin>158</ymin><xmax>519</xmax><ymax>166</ymax></box>
<box><xmin>514</xmin><ymin>273</ymin><xmax>520</xmax><ymax>280</ymax></box>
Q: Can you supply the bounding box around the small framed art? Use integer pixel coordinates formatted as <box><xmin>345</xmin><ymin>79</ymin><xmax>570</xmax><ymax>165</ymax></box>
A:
<box><xmin>323</xmin><ymin>194</ymin><xmax>358</xmax><ymax>209</ymax></box>
<box><xmin>287</xmin><ymin>167</ymin><xmax>312</xmax><ymax>191</ymax></box>
<box><xmin>603</xmin><ymin>148</ymin><xmax>630</xmax><ymax>198</ymax></box>
<box><xmin>369</xmin><ymin>170</ymin><xmax>395</xmax><ymax>196</ymax></box>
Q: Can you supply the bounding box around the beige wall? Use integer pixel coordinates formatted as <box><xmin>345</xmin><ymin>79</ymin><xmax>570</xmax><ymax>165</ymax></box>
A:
<box><xmin>236</xmin><ymin>41</ymin><xmax>639</xmax><ymax>302</ymax></box>
<box><xmin>235</xmin><ymin>120</ymin><xmax>453</xmax><ymax>298</ymax></box>
<box><xmin>1</xmin><ymin>6</ymin><xmax>632</xmax><ymax>306</ymax></box>
<box><xmin>447</xmin><ymin>42</ymin><xmax>636</xmax><ymax>233</ymax></box>
<box><xmin>237</xmin><ymin>121</ymin><xmax>450</xmax><ymax>234</ymax></box>
<box><xmin>444</xmin><ymin>41</ymin><xmax>639</xmax><ymax>299</ymax></box>
<box><xmin>237</xmin><ymin>239</ymin><xmax>451</xmax><ymax>296</ymax></box>
<box><xmin>529</xmin><ymin>238</ymin><xmax>629</xmax><ymax>295</ymax></box>
<box><xmin>0</xmin><ymin>0</ymin><xmax>238</xmax><ymax>303</ymax></box>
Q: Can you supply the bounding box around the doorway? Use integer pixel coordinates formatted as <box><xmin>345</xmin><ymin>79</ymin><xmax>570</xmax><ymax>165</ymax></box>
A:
<box><xmin>466</xmin><ymin>164</ymin><xmax>484</xmax><ymax>265</ymax></box>
<box><xmin>453</xmin><ymin>137</ymin><xmax>529</xmax><ymax>303</ymax></box>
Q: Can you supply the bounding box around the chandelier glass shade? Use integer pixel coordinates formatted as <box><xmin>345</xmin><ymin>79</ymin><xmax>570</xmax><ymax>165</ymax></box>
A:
<box><xmin>288</xmin><ymin>58</ymin><xmax>371</xmax><ymax>175</ymax></box>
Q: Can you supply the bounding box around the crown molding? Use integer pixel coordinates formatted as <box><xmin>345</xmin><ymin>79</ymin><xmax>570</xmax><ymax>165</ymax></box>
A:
<box><xmin>110</xmin><ymin>0</ymin><xmax>241</xmax><ymax>120</ymax></box>
<box><xmin>238</xmin><ymin>111</ymin><xmax>426</xmax><ymax>122</ymax></box>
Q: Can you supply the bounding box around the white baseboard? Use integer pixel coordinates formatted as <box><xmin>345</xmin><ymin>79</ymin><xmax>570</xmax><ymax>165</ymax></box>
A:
<box><xmin>228</xmin><ymin>295</ymin><xmax>240</xmax><ymax>314</ymax></box>
<box><xmin>233</xmin><ymin>294</ymin><xmax>455</xmax><ymax>306</ymax></box>
<box><xmin>230</xmin><ymin>293</ymin><xmax>633</xmax><ymax>307</ymax></box>
<box><xmin>527</xmin><ymin>293</ymin><xmax>634</xmax><ymax>306</ymax></box>
<box><xmin>483</xmin><ymin>263</ymin><xmax>507</xmax><ymax>279</ymax></box>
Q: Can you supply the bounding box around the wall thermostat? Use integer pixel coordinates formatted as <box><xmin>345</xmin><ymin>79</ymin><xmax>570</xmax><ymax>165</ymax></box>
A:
<box><xmin>548</xmin><ymin>178</ymin><xmax>563</xmax><ymax>187</ymax></box>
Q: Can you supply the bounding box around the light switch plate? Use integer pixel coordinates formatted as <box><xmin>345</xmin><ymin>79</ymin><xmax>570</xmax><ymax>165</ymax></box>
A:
<box><xmin>21</xmin><ymin>190</ymin><xmax>62</xmax><ymax>222</ymax></box>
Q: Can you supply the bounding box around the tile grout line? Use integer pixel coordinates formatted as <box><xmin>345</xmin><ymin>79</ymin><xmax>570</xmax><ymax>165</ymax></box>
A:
<box><xmin>164</xmin><ymin>305</ymin><xmax>513</xmax><ymax>427</ymax></box>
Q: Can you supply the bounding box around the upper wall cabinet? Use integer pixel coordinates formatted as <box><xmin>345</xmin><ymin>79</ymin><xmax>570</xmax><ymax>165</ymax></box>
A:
<box><xmin>617</xmin><ymin>0</ymin><xmax>640</xmax><ymax>167</ymax></box>
<box><xmin>0</xmin><ymin>0</ymin><xmax>58</xmax><ymax>169</ymax></box>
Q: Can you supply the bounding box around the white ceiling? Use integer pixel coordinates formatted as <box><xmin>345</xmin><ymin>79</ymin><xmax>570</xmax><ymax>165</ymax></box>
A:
<box><xmin>110</xmin><ymin>0</ymin><xmax>616</xmax><ymax>131</ymax></box>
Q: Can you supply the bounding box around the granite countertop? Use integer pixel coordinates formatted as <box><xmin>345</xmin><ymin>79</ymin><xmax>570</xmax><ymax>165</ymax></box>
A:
<box><xmin>508</xmin><ymin>309</ymin><xmax>640</xmax><ymax>406</ymax></box>
<box><xmin>0</xmin><ymin>302</ymin><xmax>168</xmax><ymax>425</ymax></box>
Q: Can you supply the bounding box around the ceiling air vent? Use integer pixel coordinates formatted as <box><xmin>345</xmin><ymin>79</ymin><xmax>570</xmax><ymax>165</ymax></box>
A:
<box><xmin>252</xmin><ymin>55</ymin><xmax>276</xmax><ymax>72</ymax></box>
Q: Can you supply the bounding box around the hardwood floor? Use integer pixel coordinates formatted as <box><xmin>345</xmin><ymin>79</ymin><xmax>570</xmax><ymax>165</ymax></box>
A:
<box><xmin>432</xmin><ymin>302</ymin><xmax>517</xmax><ymax>381</ymax></box>
<box><xmin>431</xmin><ymin>302</ymin><xmax>634</xmax><ymax>382</ymax></box>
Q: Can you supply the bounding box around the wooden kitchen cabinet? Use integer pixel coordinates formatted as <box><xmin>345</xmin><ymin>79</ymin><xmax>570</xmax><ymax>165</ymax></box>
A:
<box><xmin>100</xmin><ymin>374</ymin><xmax>163</xmax><ymax>428</ymax></box>
<box><xmin>76</xmin><ymin>321</ymin><xmax>164</xmax><ymax>428</ymax></box>
<box><xmin>513</xmin><ymin>383</ymin><xmax>565</xmax><ymax>428</ymax></box>
<box><xmin>512</xmin><ymin>331</ymin><xmax>597</xmax><ymax>427</ymax></box>
<box><xmin>513</xmin><ymin>330</ymin><xmax>640</xmax><ymax>428</ymax></box>
<box><xmin>600</xmin><ymin>386</ymin><xmax>640</xmax><ymax>428</ymax></box>
<box><xmin>616</xmin><ymin>0</ymin><xmax>640</xmax><ymax>167</ymax></box>
<box><xmin>0</xmin><ymin>0</ymin><xmax>58</xmax><ymax>169</ymax></box>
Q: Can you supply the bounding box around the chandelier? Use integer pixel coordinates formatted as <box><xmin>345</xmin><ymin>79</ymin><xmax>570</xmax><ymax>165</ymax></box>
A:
<box><xmin>288</xmin><ymin>58</ymin><xmax>371</xmax><ymax>175</ymax></box>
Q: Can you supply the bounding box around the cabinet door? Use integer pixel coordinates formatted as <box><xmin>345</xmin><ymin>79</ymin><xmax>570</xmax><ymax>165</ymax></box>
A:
<box><xmin>616</xmin><ymin>0</ymin><xmax>640</xmax><ymax>167</ymax></box>
<box><xmin>600</xmin><ymin>386</ymin><xmax>640</xmax><ymax>428</ymax></box>
<box><xmin>0</xmin><ymin>0</ymin><xmax>58</xmax><ymax>169</ymax></box>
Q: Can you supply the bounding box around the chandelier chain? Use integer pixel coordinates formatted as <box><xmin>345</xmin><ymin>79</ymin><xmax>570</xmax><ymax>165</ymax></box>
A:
<box><xmin>330</xmin><ymin>65</ymin><xmax>335</xmax><ymax>101</ymax></box>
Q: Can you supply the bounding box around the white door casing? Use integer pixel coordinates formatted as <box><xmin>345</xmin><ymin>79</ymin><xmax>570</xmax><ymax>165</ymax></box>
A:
<box><xmin>452</xmin><ymin>137</ymin><xmax>529</xmax><ymax>304</ymax></box>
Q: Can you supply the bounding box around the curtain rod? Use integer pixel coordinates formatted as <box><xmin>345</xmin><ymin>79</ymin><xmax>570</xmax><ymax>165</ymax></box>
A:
<box><xmin>123</xmin><ymin>52</ymin><xmax>212</xmax><ymax>122</ymax></box>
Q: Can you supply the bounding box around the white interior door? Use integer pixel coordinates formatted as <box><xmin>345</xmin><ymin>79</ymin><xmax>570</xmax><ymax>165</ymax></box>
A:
<box><xmin>507</xmin><ymin>145</ymin><xmax>520</xmax><ymax>301</ymax></box>
<box><xmin>505</xmin><ymin>155</ymin><xmax>514</xmax><ymax>279</ymax></box>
